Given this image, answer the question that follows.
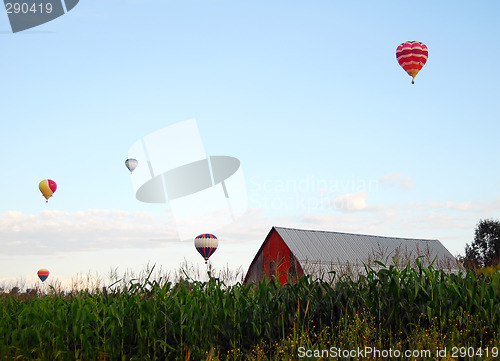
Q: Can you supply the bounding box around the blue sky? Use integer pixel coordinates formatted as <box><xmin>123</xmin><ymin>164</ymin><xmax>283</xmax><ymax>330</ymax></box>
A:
<box><xmin>1</xmin><ymin>0</ymin><xmax>499</xmax><ymax>288</ymax></box>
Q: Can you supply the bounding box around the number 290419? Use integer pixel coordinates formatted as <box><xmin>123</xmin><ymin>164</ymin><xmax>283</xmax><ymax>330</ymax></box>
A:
<box><xmin>5</xmin><ymin>2</ymin><xmax>53</xmax><ymax>14</ymax></box>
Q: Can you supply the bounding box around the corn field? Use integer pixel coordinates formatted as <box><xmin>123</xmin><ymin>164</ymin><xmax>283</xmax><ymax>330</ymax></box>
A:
<box><xmin>0</xmin><ymin>260</ymin><xmax>499</xmax><ymax>360</ymax></box>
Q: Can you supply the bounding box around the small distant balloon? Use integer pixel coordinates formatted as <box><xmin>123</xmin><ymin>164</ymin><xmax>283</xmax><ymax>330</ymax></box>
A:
<box><xmin>396</xmin><ymin>41</ymin><xmax>428</xmax><ymax>84</ymax></box>
<box><xmin>39</xmin><ymin>179</ymin><xmax>57</xmax><ymax>203</ymax></box>
<box><xmin>194</xmin><ymin>234</ymin><xmax>218</xmax><ymax>264</ymax></box>
<box><xmin>125</xmin><ymin>158</ymin><xmax>138</xmax><ymax>174</ymax></box>
<box><xmin>37</xmin><ymin>269</ymin><xmax>49</xmax><ymax>282</ymax></box>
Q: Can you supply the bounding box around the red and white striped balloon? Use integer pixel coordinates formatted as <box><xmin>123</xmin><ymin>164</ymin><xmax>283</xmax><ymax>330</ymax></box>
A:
<box><xmin>396</xmin><ymin>41</ymin><xmax>428</xmax><ymax>84</ymax></box>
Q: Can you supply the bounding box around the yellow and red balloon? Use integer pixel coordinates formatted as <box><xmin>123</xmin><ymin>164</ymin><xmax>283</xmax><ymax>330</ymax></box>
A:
<box><xmin>39</xmin><ymin>179</ymin><xmax>57</xmax><ymax>202</ymax></box>
<box><xmin>396</xmin><ymin>41</ymin><xmax>428</xmax><ymax>84</ymax></box>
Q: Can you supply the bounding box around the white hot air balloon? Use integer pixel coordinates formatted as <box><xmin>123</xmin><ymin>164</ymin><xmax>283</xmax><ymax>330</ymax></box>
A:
<box><xmin>125</xmin><ymin>158</ymin><xmax>138</xmax><ymax>174</ymax></box>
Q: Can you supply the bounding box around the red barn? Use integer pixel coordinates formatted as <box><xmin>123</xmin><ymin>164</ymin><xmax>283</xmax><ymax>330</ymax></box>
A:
<box><xmin>244</xmin><ymin>226</ymin><xmax>458</xmax><ymax>284</ymax></box>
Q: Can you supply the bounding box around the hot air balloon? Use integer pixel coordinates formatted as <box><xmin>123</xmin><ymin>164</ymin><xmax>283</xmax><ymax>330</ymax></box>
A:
<box><xmin>396</xmin><ymin>41</ymin><xmax>428</xmax><ymax>84</ymax></box>
<box><xmin>125</xmin><ymin>158</ymin><xmax>138</xmax><ymax>174</ymax></box>
<box><xmin>39</xmin><ymin>179</ymin><xmax>57</xmax><ymax>202</ymax></box>
<box><xmin>194</xmin><ymin>234</ymin><xmax>218</xmax><ymax>264</ymax></box>
<box><xmin>37</xmin><ymin>269</ymin><xmax>49</xmax><ymax>282</ymax></box>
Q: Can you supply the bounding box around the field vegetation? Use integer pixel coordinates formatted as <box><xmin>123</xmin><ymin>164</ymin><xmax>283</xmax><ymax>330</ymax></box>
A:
<box><xmin>0</xmin><ymin>259</ymin><xmax>499</xmax><ymax>360</ymax></box>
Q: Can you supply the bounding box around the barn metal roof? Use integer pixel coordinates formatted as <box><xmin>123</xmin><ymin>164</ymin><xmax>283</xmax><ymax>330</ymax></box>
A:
<box><xmin>273</xmin><ymin>226</ymin><xmax>458</xmax><ymax>274</ymax></box>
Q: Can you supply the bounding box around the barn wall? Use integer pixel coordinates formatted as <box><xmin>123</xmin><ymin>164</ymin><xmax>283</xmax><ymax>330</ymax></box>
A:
<box><xmin>244</xmin><ymin>229</ymin><xmax>303</xmax><ymax>284</ymax></box>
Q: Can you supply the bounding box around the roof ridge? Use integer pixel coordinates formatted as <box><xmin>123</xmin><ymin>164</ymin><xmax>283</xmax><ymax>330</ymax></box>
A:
<box><xmin>273</xmin><ymin>225</ymin><xmax>438</xmax><ymax>242</ymax></box>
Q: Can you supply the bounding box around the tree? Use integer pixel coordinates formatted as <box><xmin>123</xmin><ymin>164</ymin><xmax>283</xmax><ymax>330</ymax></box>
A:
<box><xmin>463</xmin><ymin>219</ymin><xmax>500</xmax><ymax>270</ymax></box>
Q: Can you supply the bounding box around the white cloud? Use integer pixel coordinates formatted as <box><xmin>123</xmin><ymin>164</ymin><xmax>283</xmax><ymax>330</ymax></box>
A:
<box><xmin>380</xmin><ymin>173</ymin><xmax>414</xmax><ymax>190</ymax></box>
<box><xmin>2</xmin><ymin>196</ymin><xmax>498</xmax><ymax>263</ymax></box>
<box><xmin>0</xmin><ymin>209</ymin><xmax>178</xmax><ymax>256</ymax></box>
<box><xmin>332</xmin><ymin>191</ymin><xmax>368</xmax><ymax>211</ymax></box>
<box><xmin>331</xmin><ymin>191</ymin><xmax>378</xmax><ymax>212</ymax></box>
<box><xmin>415</xmin><ymin>198</ymin><xmax>500</xmax><ymax>213</ymax></box>
<box><xmin>428</xmin><ymin>201</ymin><xmax>474</xmax><ymax>211</ymax></box>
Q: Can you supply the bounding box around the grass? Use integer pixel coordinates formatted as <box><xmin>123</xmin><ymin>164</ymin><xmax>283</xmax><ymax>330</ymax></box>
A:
<box><xmin>0</xmin><ymin>259</ymin><xmax>498</xmax><ymax>360</ymax></box>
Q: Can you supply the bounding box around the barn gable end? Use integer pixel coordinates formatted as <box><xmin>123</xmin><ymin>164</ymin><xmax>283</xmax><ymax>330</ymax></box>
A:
<box><xmin>244</xmin><ymin>227</ymin><xmax>303</xmax><ymax>284</ymax></box>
